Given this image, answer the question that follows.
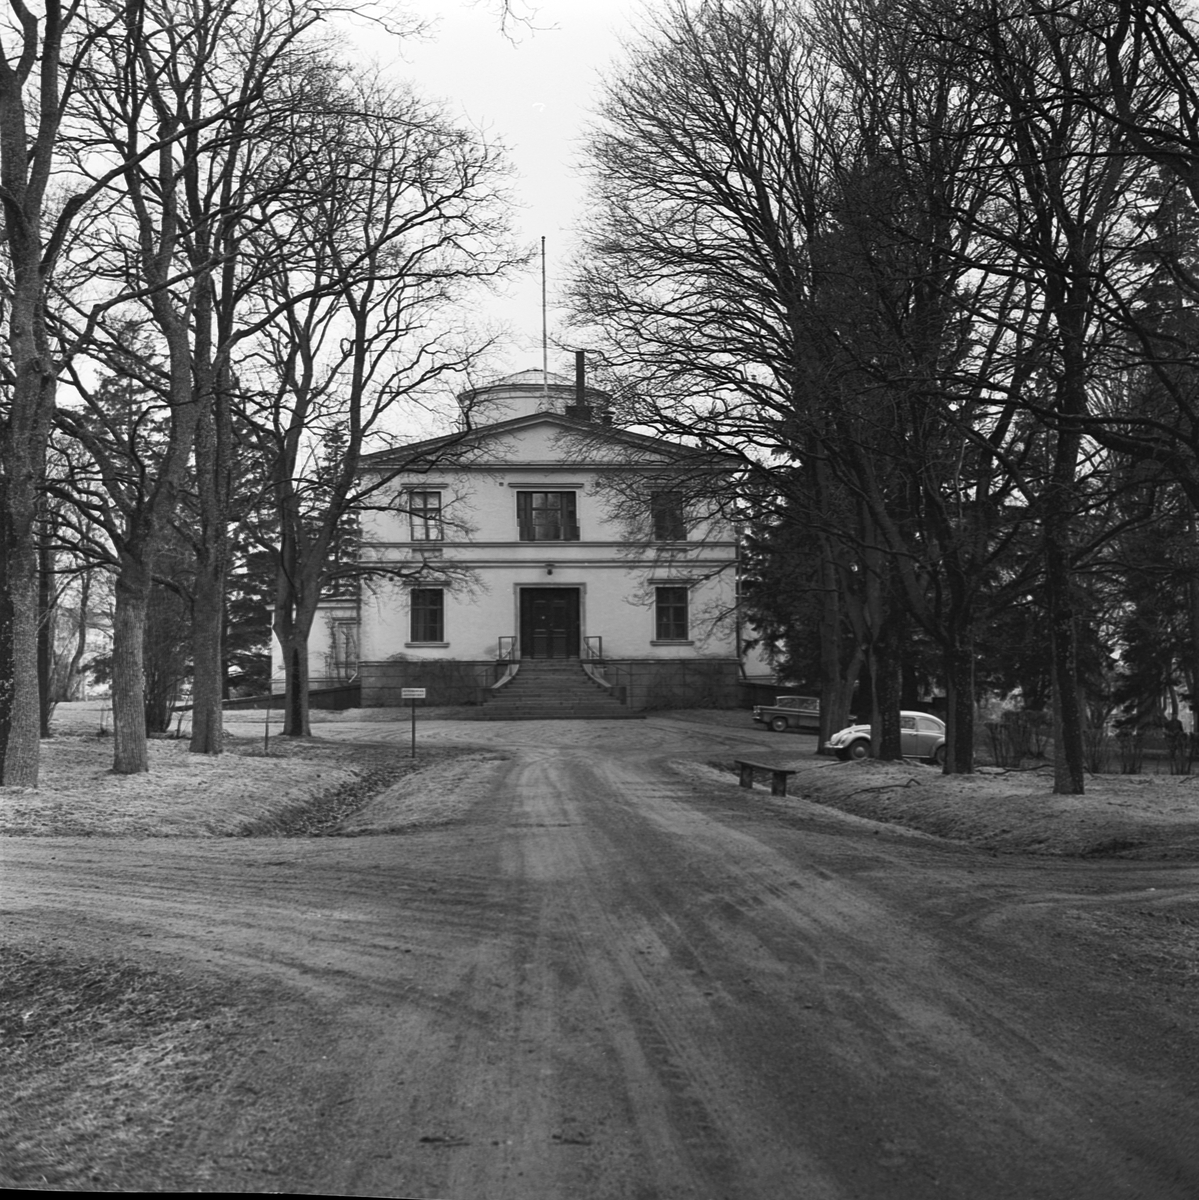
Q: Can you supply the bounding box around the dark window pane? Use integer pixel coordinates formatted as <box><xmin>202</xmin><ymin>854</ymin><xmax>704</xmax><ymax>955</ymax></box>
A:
<box><xmin>651</xmin><ymin>492</ymin><xmax>686</xmax><ymax>541</ymax></box>
<box><xmin>409</xmin><ymin>491</ymin><xmax>442</xmax><ymax>541</ymax></box>
<box><xmin>655</xmin><ymin>586</ymin><xmax>688</xmax><ymax>640</ymax></box>
<box><xmin>517</xmin><ymin>492</ymin><xmax>579</xmax><ymax>541</ymax></box>
<box><xmin>410</xmin><ymin>588</ymin><xmax>444</xmax><ymax>642</ymax></box>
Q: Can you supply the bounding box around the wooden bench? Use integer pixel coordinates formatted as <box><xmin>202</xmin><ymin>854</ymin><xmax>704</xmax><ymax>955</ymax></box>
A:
<box><xmin>734</xmin><ymin>759</ymin><xmax>798</xmax><ymax>797</ymax></box>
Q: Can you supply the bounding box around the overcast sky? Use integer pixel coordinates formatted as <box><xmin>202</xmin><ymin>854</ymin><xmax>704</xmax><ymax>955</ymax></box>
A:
<box><xmin>360</xmin><ymin>0</ymin><xmax>642</xmax><ymax>383</ymax></box>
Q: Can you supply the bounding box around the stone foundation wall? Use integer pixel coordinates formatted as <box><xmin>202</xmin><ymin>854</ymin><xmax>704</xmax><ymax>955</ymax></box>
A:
<box><xmin>601</xmin><ymin>658</ymin><xmax>741</xmax><ymax>711</ymax></box>
<box><xmin>360</xmin><ymin>659</ymin><xmax>497</xmax><ymax>707</ymax></box>
<box><xmin>362</xmin><ymin>657</ymin><xmax>740</xmax><ymax>710</ymax></box>
<box><xmin>223</xmin><ymin>683</ymin><xmax>361</xmax><ymax>712</ymax></box>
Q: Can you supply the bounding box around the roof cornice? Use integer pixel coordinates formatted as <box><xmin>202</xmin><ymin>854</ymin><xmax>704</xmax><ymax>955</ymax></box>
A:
<box><xmin>359</xmin><ymin>412</ymin><xmax>737</xmax><ymax>471</ymax></box>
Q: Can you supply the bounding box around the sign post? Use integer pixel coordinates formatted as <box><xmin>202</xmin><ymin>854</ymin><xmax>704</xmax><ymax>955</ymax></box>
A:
<box><xmin>400</xmin><ymin>688</ymin><xmax>426</xmax><ymax>757</ymax></box>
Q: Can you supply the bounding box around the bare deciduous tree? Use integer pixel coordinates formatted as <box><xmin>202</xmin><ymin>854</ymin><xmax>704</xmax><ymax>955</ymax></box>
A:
<box><xmin>238</xmin><ymin>72</ymin><xmax>519</xmax><ymax>737</ymax></box>
<box><xmin>60</xmin><ymin>0</ymin><xmax>329</xmax><ymax>772</ymax></box>
<box><xmin>0</xmin><ymin>0</ymin><xmax>96</xmax><ymax>784</ymax></box>
<box><xmin>574</xmin><ymin>0</ymin><xmax>1192</xmax><ymax>793</ymax></box>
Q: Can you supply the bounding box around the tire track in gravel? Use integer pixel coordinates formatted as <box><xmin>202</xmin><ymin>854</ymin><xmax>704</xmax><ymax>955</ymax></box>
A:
<box><xmin>432</xmin><ymin>744</ymin><xmax>841</xmax><ymax>1200</ymax></box>
<box><xmin>560</xmin><ymin>747</ymin><xmax>1199</xmax><ymax>1200</ymax></box>
<box><xmin>533</xmin><ymin>759</ymin><xmax>837</xmax><ymax>1199</ymax></box>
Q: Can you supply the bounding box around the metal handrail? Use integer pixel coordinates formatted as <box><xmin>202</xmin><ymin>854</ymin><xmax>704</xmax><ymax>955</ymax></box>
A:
<box><xmin>581</xmin><ymin>635</ymin><xmax>628</xmax><ymax>704</ymax></box>
<box><xmin>491</xmin><ymin>635</ymin><xmax>520</xmax><ymax>693</ymax></box>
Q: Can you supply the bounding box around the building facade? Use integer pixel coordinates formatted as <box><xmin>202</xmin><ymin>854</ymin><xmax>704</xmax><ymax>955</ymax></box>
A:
<box><xmin>321</xmin><ymin>369</ymin><xmax>752</xmax><ymax>709</ymax></box>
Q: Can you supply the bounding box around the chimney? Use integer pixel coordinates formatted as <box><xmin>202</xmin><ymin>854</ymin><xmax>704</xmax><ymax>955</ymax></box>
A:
<box><xmin>566</xmin><ymin>350</ymin><xmax>592</xmax><ymax>421</ymax></box>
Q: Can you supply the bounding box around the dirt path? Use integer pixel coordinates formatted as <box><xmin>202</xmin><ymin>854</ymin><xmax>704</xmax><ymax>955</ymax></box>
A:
<box><xmin>4</xmin><ymin>716</ymin><xmax>1199</xmax><ymax>1198</ymax></box>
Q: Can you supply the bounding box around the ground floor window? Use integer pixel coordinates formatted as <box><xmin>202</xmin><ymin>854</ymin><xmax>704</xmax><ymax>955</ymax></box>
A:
<box><xmin>655</xmin><ymin>586</ymin><xmax>689</xmax><ymax>641</ymax></box>
<box><xmin>329</xmin><ymin>620</ymin><xmax>358</xmax><ymax>680</ymax></box>
<box><xmin>410</xmin><ymin>588</ymin><xmax>444</xmax><ymax>643</ymax></box>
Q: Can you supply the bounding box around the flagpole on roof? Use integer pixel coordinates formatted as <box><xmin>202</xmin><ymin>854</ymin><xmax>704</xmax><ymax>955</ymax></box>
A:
<box><xmin>541</xmin><ymin>235</ymin><xmax>549</xmax><ymax>409</ymax></box>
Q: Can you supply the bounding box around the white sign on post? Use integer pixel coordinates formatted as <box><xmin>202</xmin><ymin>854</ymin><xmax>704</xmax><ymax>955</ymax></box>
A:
<box><xmin>401</xmin><ymin>688</ymin><xmax>425</xmax><ymax>756</ymax></box>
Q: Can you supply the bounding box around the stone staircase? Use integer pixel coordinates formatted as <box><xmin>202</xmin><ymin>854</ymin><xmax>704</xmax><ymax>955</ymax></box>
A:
<box><xmin>470</xmin><ymin>659</ymin><xmax>641</xmax><ymax>720</ymax></box>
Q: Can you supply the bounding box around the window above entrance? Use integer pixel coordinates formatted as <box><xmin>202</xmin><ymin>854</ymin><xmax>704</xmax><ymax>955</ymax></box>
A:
<box><xmin>516</xmin><ymin>491</ymin><xmax>580</xmax><ymax>541</ymax></box>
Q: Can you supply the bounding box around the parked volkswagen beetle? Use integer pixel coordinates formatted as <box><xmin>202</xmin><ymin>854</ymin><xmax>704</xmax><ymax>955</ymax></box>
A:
<box><xmin>824</xmin><ymin>711</ymin><xmax>946</xmax><ymax>764</ymax></box>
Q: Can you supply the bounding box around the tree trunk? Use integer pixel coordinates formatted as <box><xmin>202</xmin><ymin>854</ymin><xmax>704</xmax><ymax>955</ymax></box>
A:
<box><xmin>816</xmin><ymin>590</ymin><xmax>844</xmax><ymax>747</ymax></box>
<box><xmin>0</xmin><ymin>536</ymin><xmax>42</xmax><ymax>785</ymax></box>
<box><xmin>111</xmin><ymin>558</ymin><xmax>152</xmax><ymax>775</ymax></box>
<box><xmin>189</xmin><ymin>555</ymin><xmax>225</xmax><ymax>754</ymax></box>
<box><xmin>815</xmin><ymin>540</ymin><xmax>862</xmax><ymax>750</ymax></box>
<box><xmin>873</xmin><ymin>651</ymin><xmax>903</xmax><ymax>760</ymax></box>
<box><xmin>0</xmin><ymin>37</ymin><xmax>63</xmax><ymax>787</ymax></box>
<box><xmin>283</xmin><ymin>639</ymin><xmax>311</xmax><ymax>738</ymax></box>
<box><xmin>187</xmin><ymin>282</ymin><xmax>234</xmax><ymax>755</ymax></box>
<box><xmin>189</xmin><ymin>368</ymin><xmax>231</xmax><ymax>755</ymax></box>
<box><xmin>274</xmin><ymin>566</ymin><xmax>316</xmax><ymax>739</ymax></box>
<box><xmin>0</xmin><ymin>407</ymin><xmax>47</xmax><ymax>784</ymax></box>
<box><xmin>872</xmin><ymin>594</ymin><xmax>903</xmax><ymax>761</ymax></box>
<box><xmin>1045</xmin><ymin>335</ymin><xmax>1088</xmax><ymax>794</ymax></box>
<box><xmin>820</xmin><ymin>658</ymin><xmax>862</xmax><ymax>744</ymax></box>
<box><xmin>0</xmin><ymin>515</ymin><xmax>12</xmax><ymax>770</ymax></box>
<box><xmin>943</xmin><ymin>635</ymin><xmax>975</xmax><ymax>775</ymax></box>
<box><xmin>1047</xmin><ymin>528</ymin><xmax>1086</xmax><ymax>793</ymax></box>
<box><xmin>1187</xmin><ymin>511</ymin><xmax>1199</xmax><ymax>739</ymax></box>
<box><xmin>0</xmin><ymin>341</ymin><xmax>56</xmax><ymax>787</ymax></box>
<box><xmin>37</xmin><ymin>525</ymin><xmax>54</xmax><ymax>737</ymax></box>
<box><xmin>64</xmin><ymin>571</ymin><xmax>91</xmax><ymax>701</ymax></box>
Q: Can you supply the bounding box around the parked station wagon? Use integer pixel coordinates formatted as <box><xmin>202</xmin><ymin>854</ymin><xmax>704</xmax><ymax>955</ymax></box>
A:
<box><xmin>752</xmin><ymin>695</ymin><xmax>821</xmax><ymax>733</ymax></box>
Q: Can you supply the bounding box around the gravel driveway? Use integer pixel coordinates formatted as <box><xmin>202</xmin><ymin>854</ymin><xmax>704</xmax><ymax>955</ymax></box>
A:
<box><xmin>4</xmin><ymin>714</ymin><xmax>1198</xmax><ymax>1197</ymax></box>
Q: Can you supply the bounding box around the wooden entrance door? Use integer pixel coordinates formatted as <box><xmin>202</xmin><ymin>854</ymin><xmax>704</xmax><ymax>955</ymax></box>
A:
<box><xmin>519</xmin><ymin>588</ymin><xmax>580</xmax><ymax>658</ymax></box>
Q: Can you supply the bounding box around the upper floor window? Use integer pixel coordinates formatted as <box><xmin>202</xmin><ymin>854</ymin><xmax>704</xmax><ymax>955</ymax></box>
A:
<box><xmin>517</xmin><ymin>491</ymin><xmax>579</xmax><ymax>541</ymax></box>
<box><xmin>651</xmin><ymin>491</ymin><xmax>687</xmax><ymax>541</ymax></box>
<box><xmin>410</xmin><ymin>588</ymin><xmax>444</xmax><ymax>642</ymax></box>
<box><xmin>408</xmin><ymin>490</ymin><xmax>442</xmax><ymax>541</ymax></box>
